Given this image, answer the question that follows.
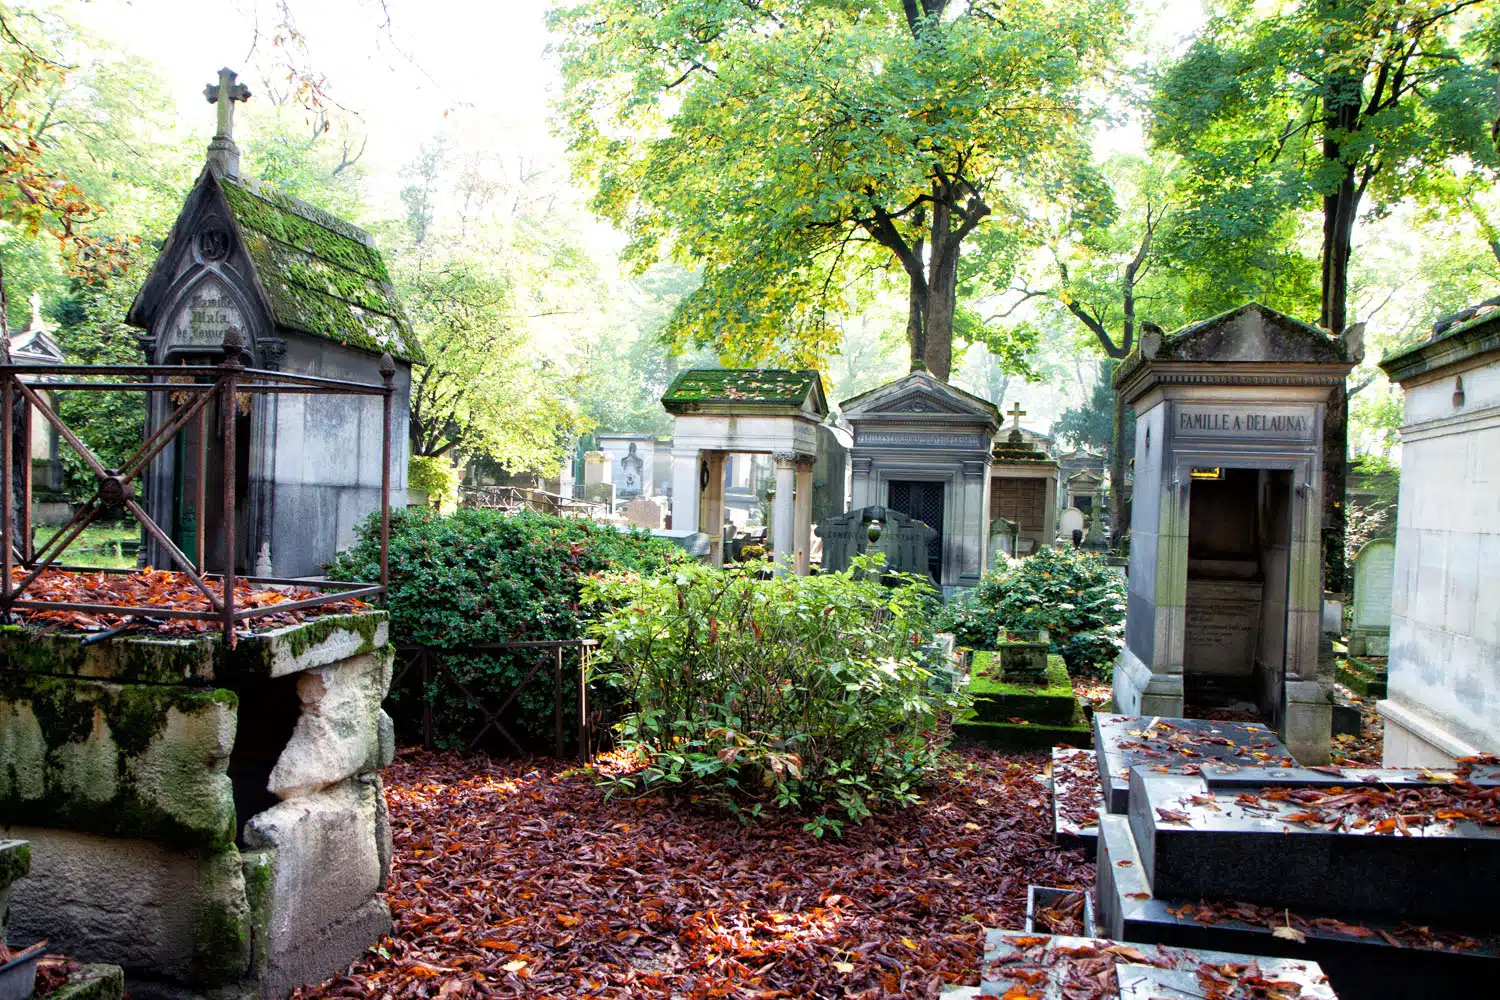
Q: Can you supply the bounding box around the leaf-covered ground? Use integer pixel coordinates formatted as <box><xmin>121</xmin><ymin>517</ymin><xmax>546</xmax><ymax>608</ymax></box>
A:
<box><xmin>297</xmin><ymin>748</ymin><xmax>1093</xmax><ymax>999</ymax></box>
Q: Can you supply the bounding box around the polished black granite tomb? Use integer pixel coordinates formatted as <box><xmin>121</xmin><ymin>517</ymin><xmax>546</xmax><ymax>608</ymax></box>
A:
<box><xmin>1095</xmin><ymin>763</ymin><xmax>1500</xmax><ymax>1000</ymax></box>
<box><xmin>1050</xmin><ymin>747</ymin><xmax>1102</xmax><ymax>853</ymax></box>
<box><xmin>1092</xmin><ymin>713</ymin><xmax>1296</xmax><ymax>814</ymax></box>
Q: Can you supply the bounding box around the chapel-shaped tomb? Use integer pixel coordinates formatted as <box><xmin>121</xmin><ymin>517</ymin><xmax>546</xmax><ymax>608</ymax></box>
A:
<box><xmin>1112</xmin><ymin>304</ymin><xmax>1358</xmax><ymax>762</ymax></box>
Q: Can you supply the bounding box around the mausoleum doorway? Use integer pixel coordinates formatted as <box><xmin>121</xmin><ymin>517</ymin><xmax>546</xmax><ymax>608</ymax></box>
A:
<box><xmin>887</xmin><ymin>479</ymin><xmax>944</xmax><ymax>582</ymax></box>
<box><xmin>1182</xmin><ymin>466</ymin><xmax>1295</xmax><ymax>728</ymax></box>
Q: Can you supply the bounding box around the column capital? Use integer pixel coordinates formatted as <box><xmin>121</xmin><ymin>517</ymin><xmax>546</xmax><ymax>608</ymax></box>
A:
<box><xmin>771</xmin><ymin>450</ymin><xmax>802</xmax><ymax>466</ymax></box>
<box><xmin>795</xmin><ymin>454</ymin><xmax>816</xmax><ymax>471</ymax></box>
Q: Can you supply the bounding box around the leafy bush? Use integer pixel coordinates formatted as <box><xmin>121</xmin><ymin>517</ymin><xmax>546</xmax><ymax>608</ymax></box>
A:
<box><xmin>935</xmin><ymin>546</ymin><xmax>1125</xmax><ymax>676</ymax></box>
<box><xmin>737</xmin><ymin>543</ymin><xmax>766</xmax><ymax>561</ymax></box>
<box><xmin>330</xmin><ymin>507</ymin><xmax>683</xmax><ymax>750</ymax></box>
<box><xmin>582</xmin><ymin>557</ymin><xmax>962</xmax><ymax>836</ymax></box>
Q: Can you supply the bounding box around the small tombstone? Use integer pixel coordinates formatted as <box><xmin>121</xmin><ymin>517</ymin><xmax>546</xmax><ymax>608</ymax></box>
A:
<box><xmin>1084</xmin><ymin>513</ymin><xmax>1108</xmax><ymax>550</ymax></box>
<box><xmin>582</xmin><ymin>451</ymin><xmax>611</xmax><ymax>487</ymax></box>
<box><xmin>622</xmin><ymin>498</ymin><xmax>664</xmax><ymax>530</ymax></box>
<box><xmin>619</xmin><ymin>443</ymin><xmax>645</xmax><ymax>497</ymax></box>
<box><xmin>989</xmin><ymin>517</ymin><xmax>1018</xmax><ymax>563</ymax></box>
<box><xmin>1059</xmin><ymin>507</ymin><xmax>1086</xmax><ymax>540</ymax></box>
<box><xmin>816</xmin><ymin>505</ymin><xmax>937</xmax><ymax>579</ymax></box>
<box><xmin>1349</xmin><ymin>538</ymin><xmax>1396</xmax><ymax>656</ymax></box>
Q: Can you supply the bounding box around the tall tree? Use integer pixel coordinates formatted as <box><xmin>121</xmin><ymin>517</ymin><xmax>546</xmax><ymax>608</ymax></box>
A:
<box><xmin>995</xmin><ymin>153</ymin><xmax>1317</xmax><ymax>543</ymax></box>
<box><xmin>550</xmin><ymin>0</ymin><xmax>1128</xmax><ymax>380</ymax></box>
<box><xmin>1152</xmin><ymin>0</ymin><xmax>1499</xmax><ymax>589</ymax></box>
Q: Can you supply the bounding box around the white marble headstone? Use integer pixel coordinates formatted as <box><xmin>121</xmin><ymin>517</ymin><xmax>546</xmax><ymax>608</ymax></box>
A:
<box><xmin>1352</xmin><ymin>538</ymin><xmax>1396</xmax><ymax>632</ymax></box>
<box><xmin>1059</xmin><ymin>507</ymin><xmax>1086</xmax><ymax>538</ymax></box>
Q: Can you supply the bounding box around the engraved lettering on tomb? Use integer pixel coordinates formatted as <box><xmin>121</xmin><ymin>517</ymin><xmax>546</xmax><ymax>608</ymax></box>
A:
<box><xmin>167</xmin><ymin>278</ymin><xmax>245</xmax><ymax>350</ymax></box>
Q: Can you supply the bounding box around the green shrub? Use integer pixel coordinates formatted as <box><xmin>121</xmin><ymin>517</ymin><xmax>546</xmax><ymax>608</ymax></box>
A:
<box><xmin>935</xmin><ymin>546</ymin><xmax>1125</xmax><ymax>676</ymax></box>
<box><xmin>737</xmin><ymin>543</ymin><xmax>766</xmax><ymax>561</ymax></box>
<box><xmin>329</xmin><ymin>507</ymin><xmax>683</xmax><ymax>750</ymax></box>
<box><xmin>582</xmin><ymin>557</ymin><xmax>962</xmax><ymax>836</ymax></box>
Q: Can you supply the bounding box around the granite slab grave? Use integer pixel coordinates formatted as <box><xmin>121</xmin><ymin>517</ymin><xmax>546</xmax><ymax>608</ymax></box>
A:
<box><xmin>981</xmin><ymin>930</ymin><xmax>1338</xmax><ymax>999</ymax></box>
<box><xmin>1050</xmin><ymin>748</ymin><xmax>1102</xmax><ymax>853</ymax></box>
<box><xmin>1096</xmin><ymin>780</ymin><xmax>1500</xmax><ymax>999</ymax></box>
<box><xmin>1092</xmin><ymin>713</ymin><xmax>1296</xmax><ymax>814</ymax></box>
<box><xmin>1127</xmin><ymin>765</ymin><xmax>1500</xmax><ymax>925</ymax></box>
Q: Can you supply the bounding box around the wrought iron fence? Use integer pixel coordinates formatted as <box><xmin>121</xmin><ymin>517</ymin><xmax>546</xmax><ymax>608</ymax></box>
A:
<box><xmin>460</xmin><ymin>484</ymin><xmax>610</xmax><ymax>520</ymax></box>
<box><xmin>0</xmin><ymin>328</ymin><xmax>393</xmax><ymax>645</ymax></box>
<box><xmin>391</xmin><ymin>638</ymin><xmax>599</xmax><ymax>760</ymax></box>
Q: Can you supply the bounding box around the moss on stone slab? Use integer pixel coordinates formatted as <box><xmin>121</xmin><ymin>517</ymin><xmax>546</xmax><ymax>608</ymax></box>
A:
<box><xmin>221</xmin><ymin>610</ymin><xmax>386</xmax><ymax>680</ymax></box>
<box><xmin>968</xmin><ymin>653</ymin><xmax>1071</xmax><ymax>697</ymax></box>
<box><xmin>0</xmin><ymin>625</ymin><xmax>214</xmax><ymax>684</ymax></box>
<box><xmin>952</xmin><ymin>700</ymin><xmax>1091</xmax><ymax>752</ymax></box>
<box><xmin>0</xmin><ymin>675</ymin><xmax>237</xmax><ymax>848</ymax></box>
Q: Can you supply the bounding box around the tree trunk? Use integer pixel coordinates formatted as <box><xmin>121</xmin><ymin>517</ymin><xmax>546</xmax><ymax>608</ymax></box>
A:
<box><xmin>1109</xmin><ymin>386</ymin><xmax>1129</xmax><ymax>547</ymax></box>
<box><xmin>923</xmin><ymin>197</ymin><xmax>959</xmax><ymax>381</ymax></box>
<box><xmin>1318</xmin><ymin>69</ymin><xmax>1362</xmax><ymax>595</ymax></box>
<box><xmin>906</xmin><ymin>272</ymin><xmax>927</xmax><ymax>372</ymax></box>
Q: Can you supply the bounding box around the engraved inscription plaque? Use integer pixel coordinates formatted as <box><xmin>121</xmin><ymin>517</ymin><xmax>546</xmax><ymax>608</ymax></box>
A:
<box><xmin>1184</xmin><ymin>579</ymin><xmax>1264</xmax><ymax>676</ymax></box>
<box><xmin>1174</xmin><ymin>404</ymin><xmax>1317</xmax><ymax>442</ymax></box>
<box><xmin>164</xmin><ymin>277</ymin><xmax>244</xmax><ymax>352</ymax></box>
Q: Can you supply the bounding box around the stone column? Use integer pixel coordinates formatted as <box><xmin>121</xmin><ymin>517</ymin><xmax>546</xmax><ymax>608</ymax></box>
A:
<box><xmin>772</xmin><ymin>452</ymin><xmax>798</xmax><ymax>574</ymax></box>
<box><xmin>960</xmin><ymin>460</ymin><xmax>988</xmax><ymax>586</ymax></box>
<box><xmin>793</xmin><ymin>455</ymin><xmax>815</xmax><ymax>576</ymax></box>
<box><xmin>850</xmin><ymin>456</ymin><xmax>873</xmax><ymax>509</ymax></box>
<box><xmin>700</xmin><ymin>451</ymin><xmax>726</xmax><ymax>568</ymax></box>
<box><xmin>670</xmin><ymin>449</ymin><xmax>700</xmax><ymax>534</ymax></box>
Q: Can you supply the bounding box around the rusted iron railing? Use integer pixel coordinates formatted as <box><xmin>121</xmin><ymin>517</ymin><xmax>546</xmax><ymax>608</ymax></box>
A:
<box><xmin>391</xmin><ymin>638</ymin><xmax>599</xmax><ymax>760</ymax></box>
<box><xmin>460</xmin><ymin>484</ymin><xmax>610</xmax><ymax>520</ymax></box>
<box><xmin>0</xmin><ymin>328</ymin><xmax>393</xmax><ymax>645</ymax></box>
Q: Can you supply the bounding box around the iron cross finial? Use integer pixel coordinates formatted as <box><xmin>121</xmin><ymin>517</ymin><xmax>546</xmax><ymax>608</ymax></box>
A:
<box><xmin>1007</xmin><ymin>401</ymin><xmax>1027</xmax><ymax>431</ymax></box>
<box><xmin>204</xmin><ymin>67</ymin><xmax>252</xmax><ymax>142</ymax></box>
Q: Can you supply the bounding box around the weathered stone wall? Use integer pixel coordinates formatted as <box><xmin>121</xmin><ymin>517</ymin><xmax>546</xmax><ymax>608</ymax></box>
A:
<box><xmin>0</xmin><ymin>612</ymin><xmax>394</xmax><ymax>999</ymax></box>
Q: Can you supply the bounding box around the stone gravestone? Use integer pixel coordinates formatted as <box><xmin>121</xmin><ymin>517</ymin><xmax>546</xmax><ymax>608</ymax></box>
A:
<box><xmin>622</xmin><ymin>497</ymin><xmax>665</xmax><ymax>530</ymax></box>
<box><xmin>1349</xmin><ymin>538</ymin><xmax>1395</xmax><ymax>657</ymax></box>
<box><xmin>618</xmin><ymin>443</ymin><xmax>646</xmax><ymax>498</ymax></box>
<box><xmin>1059</xmin><ymin>507</ymin><xmax>1086</xmax><ymax>541</ymax></box>
<box><xmin>817</xmin><ymin>505</ymin><xmax>937</xmax><ymax>579</ymax></box>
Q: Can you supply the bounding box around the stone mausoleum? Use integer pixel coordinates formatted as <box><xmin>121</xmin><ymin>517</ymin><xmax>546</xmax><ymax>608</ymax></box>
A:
<box><xmin>662</xmin><ymin>370</ymin><xmax>829</xmax><ymax>572</ymax></box>
<box><xmin>1377</xmin><ymin>304</ymin><xmax>1500</xmax><ymax>764</ymax></box>
<box><xmin>1111</xmin><ymin>304</ymin><xmax>1357</xmax><ymax>762</ymax></box>
<box><xmin>127</xmin><ymin>69</ymin><xmax>418</xmax><ymax>579</ymax></box>
<box><xmin>841</xmin><ymin>372</ymin><xmax>998</xmax><ymax>593</ymax></box>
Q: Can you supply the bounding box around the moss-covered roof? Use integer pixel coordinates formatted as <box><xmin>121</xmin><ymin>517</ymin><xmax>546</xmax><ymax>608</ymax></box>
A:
<box><xmin>1381</xmin><ymin>300</ymin><xmax>1500</xmax><ymax>384</ymax></box>
<box><xmin>219</xmin><ymin>177</ymin><xmax>422</xmax><ymax>362</ymax></box>
<box><xmin>662</xmin><ymin>369</ymin><xmax>825</xmax><ymax>409</ymax></box>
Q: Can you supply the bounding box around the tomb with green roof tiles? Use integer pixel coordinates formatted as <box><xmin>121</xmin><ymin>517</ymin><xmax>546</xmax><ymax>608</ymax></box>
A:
<box><xmin>125</xmin><ymin>68</ymin><xmax>419</xmax><ymax>579</ymax></box>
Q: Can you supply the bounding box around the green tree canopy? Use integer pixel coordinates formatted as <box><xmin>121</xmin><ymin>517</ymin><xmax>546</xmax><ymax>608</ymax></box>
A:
<box><xmin>550</xmin><ymin>0</ymin><xmax>1130</xmax><ymax>380</ymax></box>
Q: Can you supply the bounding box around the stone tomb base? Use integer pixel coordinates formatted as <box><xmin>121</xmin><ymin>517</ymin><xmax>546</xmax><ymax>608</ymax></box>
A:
<box><xmin>0</xmin><ymin>613</ymin><xmax>396</xmax><ymax>998</ymax></box>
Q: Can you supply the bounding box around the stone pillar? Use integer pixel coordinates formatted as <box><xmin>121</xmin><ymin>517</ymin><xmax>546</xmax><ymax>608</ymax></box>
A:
<box><xmin>772</xmin><ymin>452</ymin><xmax>798</xmax><ymax>573</ymax></box>
<box><xmin>960</xmin><ymin>460</ymin><xmax>989</xmax><ymax>586</ymax></box>
<box><xmin>700</xmin><ymin>450</ymin><xmax>726</xmax><ymax>568</ymax></box>
<box><xmin>850</xmin><ymin>456</ymin><xmax>874</xmax><ymax>509</ymax></box>
<box><xmin>793</xmin><ymin>455</ymin><xmax>815</xmax><ymax>576</ymax></box>
<box><xmin>671</xmin><ymin>449</ymin><xmax>700</xmax><ymax>534</ymax></box>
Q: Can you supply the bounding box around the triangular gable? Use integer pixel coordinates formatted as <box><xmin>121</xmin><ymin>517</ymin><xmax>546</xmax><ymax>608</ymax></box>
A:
<box><xmin>127</xmin><ymin>167</ymin><xmax>422</xmax><ymax>363</ymax></box>
<box><xmin>1154</xmin><ymin>302</ymin><xmax>1347</xmax><ymax>365</ymax></box>
<box><xmin>7</xmin><ymin>328</ymin><xmax>66</xmax><ymax>363</ymax></box>
<box><xmin>841</xmin><ymin>371</ymin><xmax>1000</xmax><ymax>426</ymax></box>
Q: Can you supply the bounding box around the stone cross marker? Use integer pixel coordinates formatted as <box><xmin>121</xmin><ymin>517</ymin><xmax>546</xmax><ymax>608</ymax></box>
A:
<box><xmin>1350</xmin><ymin>537</ymin><xmax>1395</xmax><ymax>656</ymax></box>
<box><xmin>1007</xmin><ymin>402</ymin><xmax>1027</xmax><ymax>432</ymax></box>
<box><xmin>203</xmin><ymin>67</ymin><xmax>252</xmax><ymax>176</ymax></box>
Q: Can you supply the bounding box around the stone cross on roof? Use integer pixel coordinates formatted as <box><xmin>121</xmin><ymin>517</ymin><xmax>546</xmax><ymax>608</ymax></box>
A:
<box><xmin>203</xmin><ymin>67</ymin><xmax>252</xmax><ymax>177</ymax></box>
<box><xmin>1006</xmin><ymin>401</ymin><xmax>1026</xmax><ymax>432</ymax></box>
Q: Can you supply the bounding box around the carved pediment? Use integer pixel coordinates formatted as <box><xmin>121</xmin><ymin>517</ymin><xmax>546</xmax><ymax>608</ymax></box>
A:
<box><xmin>840</xmin><ymin>371</ymin><xmax>1000</xmax><ymax>426</ymax></box>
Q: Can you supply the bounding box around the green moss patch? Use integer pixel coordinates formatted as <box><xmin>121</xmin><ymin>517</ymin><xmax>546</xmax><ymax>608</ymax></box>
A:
<box><xmin>951</xmin><ymin>705</ymin><xmax>1092</xmax><ymax>752</ymax></box>
<box><xmin>968</xmin><ymin>654</ymin><xmax>1078</xmax><ymax>726</ymax></box>
<box><xmin>0</xmin><ymin>674</ymin><xmax>237</xmax><ymax>848</ymax></box>
<box><xmin>0</xmin><ymin>626</ymin><xmax>214</xmax><ymax>684</ymax></box>
<box><xmin>0</xmin><ymin>839</ymin><xmax>30</xmax><ymax>889</ymax></box>
<box><xmin>34</xmin><ymin>964</ymin><xmax>124</xmax><ymax>1000</ymax></box>
<box><xmin>662</xmin><ymin>369</ymin><xmax>821</xmax><ymax>406</ymax></box>
<box><xmin>1337</xmin><ymin>657</ymin><xmax>1388</xmax><ymax>698</ymax></box>
<box><xmin>221</xmin><ymin>610</ymin><xmax>386</xmax><ymax>680</ymax></box>
<box><xmin>219</xmin><ymin>176</ymin><xmax>422</xmax><ymax>362</ymax></box>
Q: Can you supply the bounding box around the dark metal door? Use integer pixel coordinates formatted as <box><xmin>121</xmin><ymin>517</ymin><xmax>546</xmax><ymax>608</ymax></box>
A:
<box><xmin>887</xmin><ymin>480</ymin><xmax>944</xmax><ymax>582</ymax></box>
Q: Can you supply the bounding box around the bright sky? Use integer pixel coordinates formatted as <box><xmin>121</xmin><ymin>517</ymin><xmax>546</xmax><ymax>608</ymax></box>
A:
<box><xmin>67</xmin><ymin>0</ymin><xmax>1207</xmax><ymax>216</ymax></box>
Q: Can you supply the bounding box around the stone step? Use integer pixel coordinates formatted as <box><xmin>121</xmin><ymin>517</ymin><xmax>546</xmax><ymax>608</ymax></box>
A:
<box><xmin>1092</xmin><ymin>712</ymin><xmax>1296</xmax><ymax>815</ymax></box>
<box><xmin>982</xmin><ymin>928</ymin><xmax>1337</xmax><ymax>999</ymax></box>
<box><xmin>1127</xmin><ymin>767</ymin><xmax>1500</xmax><ymax>925</ymax></box>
